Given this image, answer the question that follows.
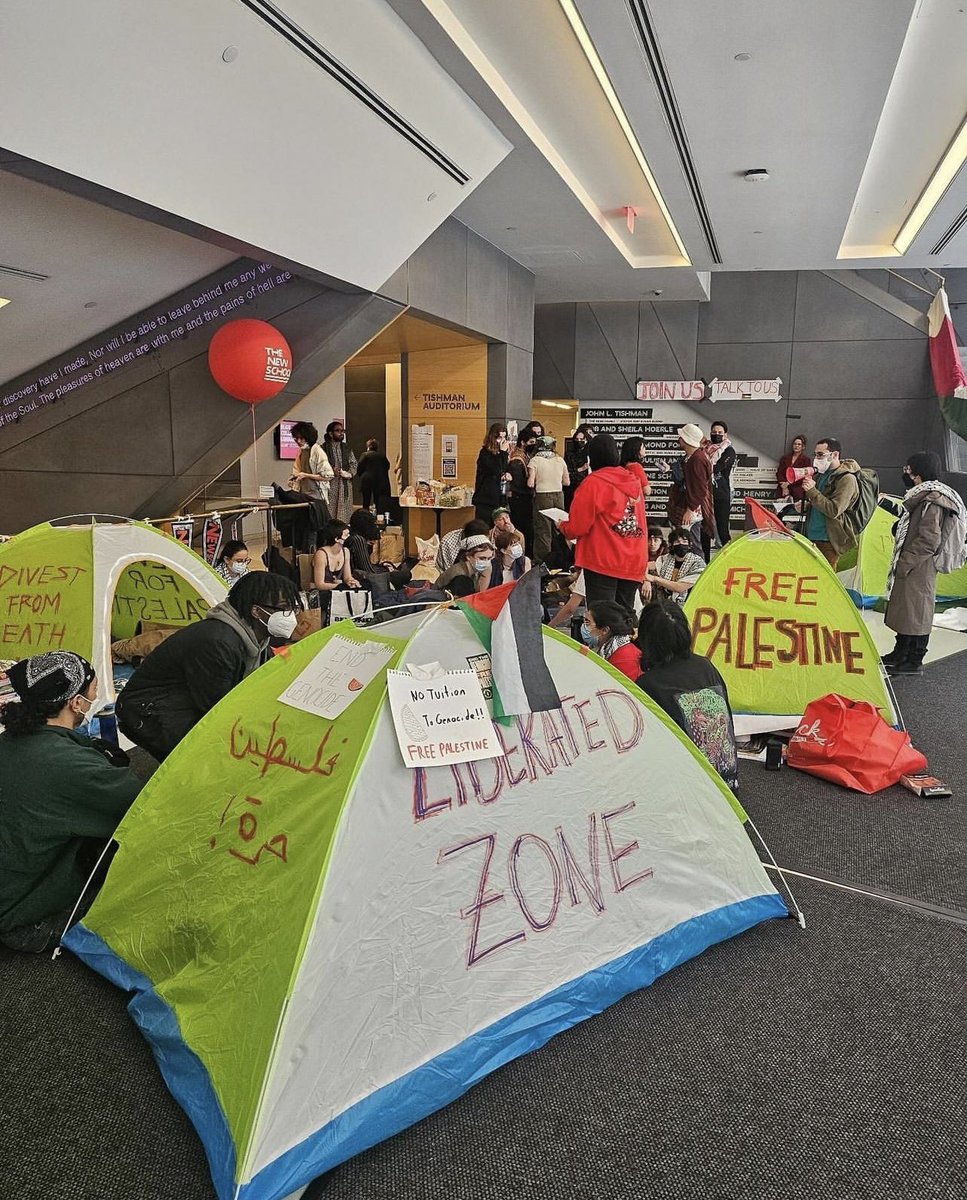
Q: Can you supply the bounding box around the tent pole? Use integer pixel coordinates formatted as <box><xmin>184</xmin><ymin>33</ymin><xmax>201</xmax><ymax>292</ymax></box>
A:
<box><xmin>744</xmin><ymin>817</ymin><xmax>806</xmax><ymax>928</ymax></box>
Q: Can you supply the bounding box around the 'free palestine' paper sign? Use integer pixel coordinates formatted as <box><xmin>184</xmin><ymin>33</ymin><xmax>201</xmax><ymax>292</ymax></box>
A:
<box><xmin>279</xmin><ymin>635</ymin><xmax>395</xmax><ymax>719</ymax></box>
<box><xmin>387</xmin><ymin>666</ymin><xmax>501</xmax><ymax>768</ymax></box>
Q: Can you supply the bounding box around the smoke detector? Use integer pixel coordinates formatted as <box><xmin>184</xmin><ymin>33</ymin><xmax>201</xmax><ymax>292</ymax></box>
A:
<box><xmin>744</xmin><ymin>169</ymin><xmax>770</xmax><ymax>183</ymax></box>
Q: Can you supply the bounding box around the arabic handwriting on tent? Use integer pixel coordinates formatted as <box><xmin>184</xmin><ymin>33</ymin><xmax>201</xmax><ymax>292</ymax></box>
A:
<box><xmin>208</xmin><ymin>793</ymin><xmax>289</xmax><ymax>868</ymax></box>
<box><xmin>229</xmin><ymin>715</ymin><xmax>340</xmax><ymax>779</ymax></box>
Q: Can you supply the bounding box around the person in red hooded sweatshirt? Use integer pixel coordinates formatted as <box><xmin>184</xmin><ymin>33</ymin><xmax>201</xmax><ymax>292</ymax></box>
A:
<box><xmin>559</xmin><ymin>433</ymin><xmax>648</xmax><ymax>610</ymax></box>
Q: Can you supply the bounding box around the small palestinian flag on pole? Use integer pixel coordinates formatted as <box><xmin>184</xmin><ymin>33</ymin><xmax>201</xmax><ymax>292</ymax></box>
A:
<box><xmin>456</xmin><ymin>569</ymin><xmax>561</xmax><ymax>718</ymax></box>
<box><xmin>928</xmin><ymin>287</ymin><xmax>967</xmax><ymax>440</ymax></box>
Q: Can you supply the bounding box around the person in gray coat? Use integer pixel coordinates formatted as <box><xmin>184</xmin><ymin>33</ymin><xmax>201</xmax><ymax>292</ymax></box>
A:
<box><xmin>883</xmin><ymin>451</ymin><xmax>965</xmax><ymax>676</ymax></box>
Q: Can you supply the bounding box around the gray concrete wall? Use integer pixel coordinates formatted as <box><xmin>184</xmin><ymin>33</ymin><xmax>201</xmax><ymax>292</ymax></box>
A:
<box><xmin>0</xmin><ymin>259</ymin><xmax>402</xmax><ymax>532</ymax></box>
<box><xmin>380</xmin><ymin>219</ymin><xmax>535</xmax><ymax>429</ymax></box>
<box><xmin>534</xmin><ymin>270</ymin><xmax>948</xmax><ymax>495</ymax></box>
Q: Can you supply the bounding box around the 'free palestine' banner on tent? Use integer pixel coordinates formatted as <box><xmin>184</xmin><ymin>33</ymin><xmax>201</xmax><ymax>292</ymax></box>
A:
<box><xmin>684</xmin><ymin>530</ymin><xmax>894</xmax><ymax>723</ymax></box>
<box><xmin>65</xmin><ymin>612</ymin><xmax>785</xmax><ymax>1200</ymax></box>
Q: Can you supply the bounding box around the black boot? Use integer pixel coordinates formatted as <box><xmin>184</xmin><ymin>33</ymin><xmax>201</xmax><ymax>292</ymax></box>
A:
<box><xmin>887</xmin><ymin>634</ymin><xmax>927</xmax><ymax>676</ymax></box>
<box><xmin>882</xmin><ymin>635</ymin><xmax>908</xmax><ymax>667</ymax></box>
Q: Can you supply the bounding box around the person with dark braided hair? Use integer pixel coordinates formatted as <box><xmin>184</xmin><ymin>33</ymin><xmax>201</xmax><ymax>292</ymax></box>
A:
<box><xmin>0</xmin><ymin>651</ymin><xmax>144</xmax><ymax>952</ymax></box>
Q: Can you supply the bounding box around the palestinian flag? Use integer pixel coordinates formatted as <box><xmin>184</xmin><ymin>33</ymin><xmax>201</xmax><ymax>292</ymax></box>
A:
<box><xmin>457</xmin><ymin>569</ymin><xmax>561</xmax><ymax>718</ymax></box>
<box><xmin>744</xmin><ymin>497</ymin><xmax>789</xmax><ymax>534</ymax></box>
<box><xmin>928</xmin><ymin>287</ymin><xmax>967</xmax><ymax>440</ymax></box>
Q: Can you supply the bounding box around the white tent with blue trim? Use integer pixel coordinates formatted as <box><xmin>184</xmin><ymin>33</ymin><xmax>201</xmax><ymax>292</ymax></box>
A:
<box><xmin>66</xmin><ymin>608</ymin><xmax>786</xmax><ymax>1200</ymax></box>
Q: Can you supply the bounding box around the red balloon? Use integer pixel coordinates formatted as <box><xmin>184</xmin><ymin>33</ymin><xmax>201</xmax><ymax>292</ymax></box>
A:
<box><xmin>208</xmin><ymin>319</ymin><xmax>292</xmax><ymax>403</ymax></box>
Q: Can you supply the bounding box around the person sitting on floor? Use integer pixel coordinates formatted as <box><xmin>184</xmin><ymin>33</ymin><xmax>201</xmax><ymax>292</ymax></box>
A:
<box><xmin>437</xmin><ymin>534</ymin><xmax>497</xmax><ymax>594</ymax></box>
<box><xmin>346</xmin><ymin>509</ymin><xmax>412</xmax><ymax>591</ymax></box>
<box><xmin>0</xmin><ymin>651</ymin><xmax>144</xmax><ymax>952</ymax></box>
<box><xmin>493</xmin><ymin>527</ymin><xmax>531</xmax><ymax>583</ymax></box>
<box><xmin>642</xmin><ymin>526</ymin><xmax>705</xmax><ymax>606</ymax></box>
<box><xmin>116</xmin><ymin>572</ymin><xmax>301</xmax><ymax>762</ymax></box>
<box><xmin>436</xmin><ymin>518</ymin><xmax>490</xmax><ymax>573</ymax></box>
<box><xmin>213</xmin><ymin>539</ymin><xmax>251</xmax><ymax>585</ymax></box>
<box><xmin>581</xmin><ymin>600</ymin><xmax>641</xmax><ymax>680</ymax></box>
<box><xmin>635</xmin><ymin>600</ymin><xmax>739</xmax><ymax>792</ymax></box>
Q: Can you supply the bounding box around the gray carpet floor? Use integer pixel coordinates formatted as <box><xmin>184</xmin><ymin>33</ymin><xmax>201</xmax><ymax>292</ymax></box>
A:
<box><xmin>3</xmin><ymin>656</ymin><xmax>965</xmax><ymax>1200</ymax></box>
<box><xmin>740</xmin><ymin>651</ymin><xmax>967</xmax><ymax>911</ymax></box>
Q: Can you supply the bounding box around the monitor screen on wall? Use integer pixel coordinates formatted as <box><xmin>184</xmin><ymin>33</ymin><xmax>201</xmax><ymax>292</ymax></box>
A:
<box><xmin>275</xmin><ymin>420</ymin><xmax>299</xmax><ymax>460</ymax></box>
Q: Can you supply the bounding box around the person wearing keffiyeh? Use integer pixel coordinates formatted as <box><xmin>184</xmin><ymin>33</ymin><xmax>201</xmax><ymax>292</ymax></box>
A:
<box><xmin>883</xmin><ymin>451</ymin><xmax>967</xmax><ymax>676</ymax></box>
<box><xmin>0</xmin><ymin>651</ymin><xmax>143</xmax><ymax>951</ymax></box>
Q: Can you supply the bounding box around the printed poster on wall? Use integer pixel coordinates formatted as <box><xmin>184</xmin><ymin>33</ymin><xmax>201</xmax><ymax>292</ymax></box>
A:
<box><xmin>411</xmin><ymin>424</ymin><xmax>434</xmax><ymax>483</ymax></box>
<box><xmin>387</xmin><ymin>666</ymin><xmax>501</xmax><ymax>768</ymax></box>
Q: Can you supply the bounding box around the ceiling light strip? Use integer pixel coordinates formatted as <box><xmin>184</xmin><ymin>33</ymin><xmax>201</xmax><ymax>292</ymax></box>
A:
<box><xmin>557</xmin><ymin>0</ymin><xmax>690</xmax><ymax>263</ymax></box>
<box><xmin>236</xmin><ymin>0</ymin><xmax>470</xmax><ymax>185</ymax></box>
<box><xmin>0</xmin><ymin>263</ymin><xmax>49</xmax><ymax>282</ymax></box>
<box><xmin>895</xmin><ymin>112</ymin><xmax>967</xmax><ymax>254</ymax></box>
<box><xmin>624</xmin><ymin>0</ymin><xmax>721</xmax><ymax>265</ymax></box>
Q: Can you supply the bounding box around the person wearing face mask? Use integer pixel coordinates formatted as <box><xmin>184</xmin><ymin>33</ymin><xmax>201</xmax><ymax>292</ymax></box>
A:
<box><xmin>644</xmin><ymin>527</ymin><xmax>706</xmax><ymax>606</ymax></box>
<box><xmin>565</xmin><ymin>424</ymin><xmax>594</xmax><ymax>506</ymax></box>
<box><xmin>492</xmin><ymin>528</ymin><xmax>531</xmax><ymax>583</ymax></box>
<box><xmin>323</xmin><ymin>420</ymin><xmax>357</xmax><ymax>523</ymax></box>
<box><xmin>882</xmin><ymin>451</ymin><xmax>967</xmax><ymax>676</ymax></box>
<box><xmin>473</xmin><ymin>424</ymin><xmax>512</xmax><ymax>526</ymax></box>
<box><xmin>800</xmin><ymin>437</ymin><xmax>860</xmax><ymax>567</ymax></box>
<box><xmin>0</xmin><ymin>651</ymin><xmax>144</xmax><ymax>951</ymax></box>
<box><xmin>116</xmin><ymin>572</ymin><xmax>301</xmax><ymax>762</ymax></box>
<box><xmin>528</xmin><ymin>435</ymin><xmax>571</xmax><ymax>563</ymax></box>
<box><xmin>437</xmin><ymin>535</ymin><xmax>497</xmax><ymax>594</ymax></box>
<box><xmin>213</xmin><ymin>540</ymin><xmax>252</xmax><ymax>585</ymax></box>
<box><xmin>507</xmin><ymin>435</ymin><xmax>535</xmax><ymax>556</ymax></box>
<box><xmin>704</xmin><ymin>421</ymin><xmax>736</xmax><ymax>551</ymax></box>
<box><xmin>289</xmin><ymin>421</ymin><xmax>335</xmax><ymax>505</ymax></box>
<box><xmin>581</xmin><ymin>601</ymin><xmax>641</xmax><ymax>681</ymax></box>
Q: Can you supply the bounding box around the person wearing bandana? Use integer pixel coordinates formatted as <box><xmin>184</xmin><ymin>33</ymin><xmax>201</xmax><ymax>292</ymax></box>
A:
<box><xmin>323</xmin><ymin>420</ymin><xmax>358</xmax><ymax>524</ymax></box>
<box><xmin>116</xmin><ymin>572</ymin><xmax>301</xmax><ymax>762</ymax></box>
<box><xmin>0</xmin><ymin>651</ymin><xmax>144</xmax><ymax>952</ymax></box>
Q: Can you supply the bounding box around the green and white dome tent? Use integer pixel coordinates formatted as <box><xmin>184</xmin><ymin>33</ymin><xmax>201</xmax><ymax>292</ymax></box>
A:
<box><xmin>0</xmin><ymin>516</ymin><xmax>226</xmax><ymax>704</ymax></box>
<box><xmin>65</xmin><ymin>604</ymin><xmax>789</xmax><ymax>1200</ymax></box>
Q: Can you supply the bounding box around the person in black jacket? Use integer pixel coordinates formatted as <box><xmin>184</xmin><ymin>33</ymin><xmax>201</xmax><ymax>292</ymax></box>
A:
<box><xmin>116</xmin><ymin>572</ymin><xmax>302</xmax><ymax>762</ymax></box>
<box><xmin>564</xmin><ymin>424</ymin><xmax>593</xmax><ymax>507</ymax></box>
<box><xmin>635</xmin><ymin>600</ymin><xmax>739</xmax><ymax>792</ymax></box>
<box><xmin>357</xmin><ymin>439</ymin><xmax>393</xmax><ymax>513</ymax></box>
<box><xmin>705</xmin><ymin>420</ymin><xmax>737</xmax><ymax>554</ymax></box>
<box><xmin>472</xmin><ymin>423</ymin><xmax>510</xmax><ymax>525</ymax></box>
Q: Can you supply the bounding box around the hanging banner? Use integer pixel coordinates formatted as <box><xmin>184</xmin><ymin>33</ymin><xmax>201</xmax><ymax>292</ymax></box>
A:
<box><xmin>203</xmin><ymin>517</ymin><xmax>224</xmax><ymax>565</ymax></box>
<box><xmin>636</xmin><ymin>380</ymin><xmax>705</xmax><ymax>403</ymax></box>
<box><xmin>170</xmin><ymin>519</ymin><xmax>194</xmax><ymax>546</ymax></box>
<box><xmin>709</xmin><ymin>378</ymin><xmax>782</xmax><ymax>402</ymax></box>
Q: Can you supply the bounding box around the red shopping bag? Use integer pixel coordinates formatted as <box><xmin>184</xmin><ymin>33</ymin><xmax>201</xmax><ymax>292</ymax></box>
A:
<box><xmin>787</xmin><ymin>694</ymin><xmax>927</xmax><ymax>794</ymax></box>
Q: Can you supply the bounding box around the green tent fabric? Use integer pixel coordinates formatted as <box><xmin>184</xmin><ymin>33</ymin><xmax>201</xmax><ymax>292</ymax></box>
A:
<box><xmin>0</xmin><ymin>519</ymin><xmax>226</xmax><ymax>700</ymax></box>
<box><xmin>841</xmin><ymin>499</ymin><xmax>967</xmax><ymax>601</ymax></box>
<box><xmin>684</xmin><ymin>530</ymin><xmax>894</xmax><ymax>723</ymax></box>
<box><xmin>64</xmin><ymin>610</ymin><xmax>787</xmax><ymax>1200</ymax></box>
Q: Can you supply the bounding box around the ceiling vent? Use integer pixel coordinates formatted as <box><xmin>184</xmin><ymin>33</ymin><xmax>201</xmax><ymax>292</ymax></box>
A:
<box><xmin>625</xmin><ymin>0</ymin><xmax>722</xmax><ymax>264</ymax></box>
<box><xmin>930</xmin><ymin>204</ymin><xmax>967</xmax><ymax>256</ymax></box>
<box><xmin>236</xmin><ymin>0</ymin><xmax>470</xmax><ymax>186</ymax></box>
<box><xmin>0</xmin><ymin>263</ymin><xmax>49</xmax><ymax>282</ymax></box>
